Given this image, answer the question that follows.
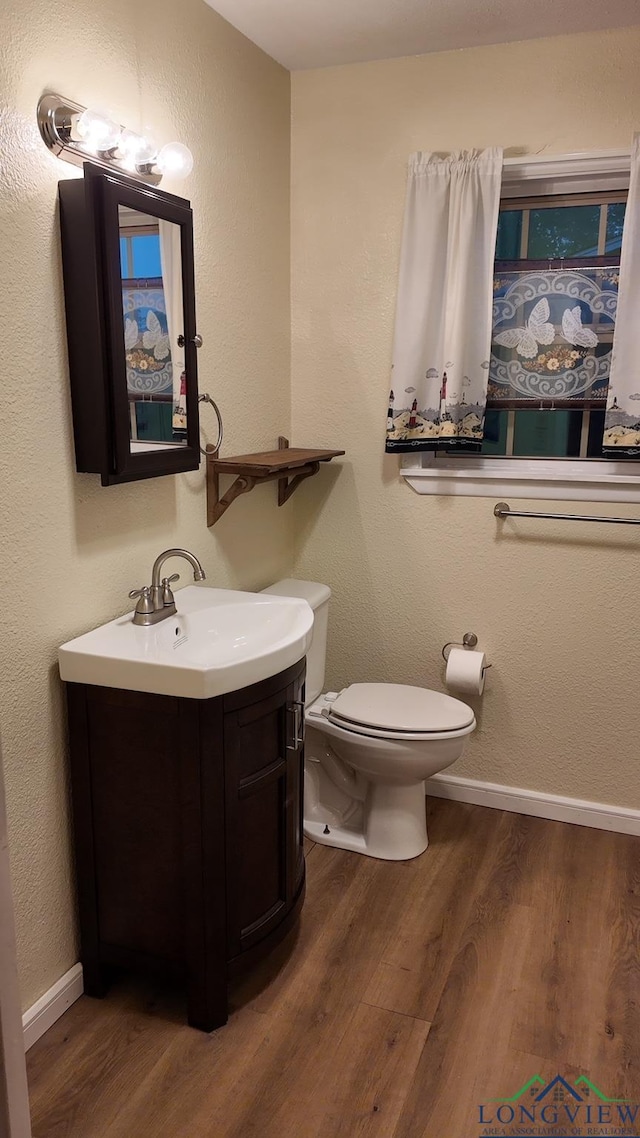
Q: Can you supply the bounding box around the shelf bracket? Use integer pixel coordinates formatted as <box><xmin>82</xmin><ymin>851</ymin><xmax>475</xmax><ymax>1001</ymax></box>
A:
<box><xmin>277</xmin><ymin>437</ymin><xmax>319</xmax><ymax>506</ymax></box>
<box><xmin>206</xmin><ymin>448</ymin><xmax>256</xmax><ymax>527</ymax></box>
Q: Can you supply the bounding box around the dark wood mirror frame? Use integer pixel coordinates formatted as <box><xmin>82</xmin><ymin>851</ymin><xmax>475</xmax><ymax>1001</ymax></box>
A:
<box><xmin>59</xmin><ymin>163</ymin><xmax>201</xmax><ymax>485</ymax></box>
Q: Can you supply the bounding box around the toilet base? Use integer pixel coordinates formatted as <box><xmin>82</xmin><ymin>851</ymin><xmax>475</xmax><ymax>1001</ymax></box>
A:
<box><xmin>304</xmin><ymin>780</ymin><xmax>428</xmax><ymax>861</ymax></box>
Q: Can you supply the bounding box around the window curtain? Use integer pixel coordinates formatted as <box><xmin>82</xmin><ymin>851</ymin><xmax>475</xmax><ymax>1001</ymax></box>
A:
<box><xmin>158</xmin><ymin>221</ymin><xmax>187</xmax><ymax>432</ymax></box>
<box><xmin>385</xmin><ymin>149</ymin><xmax>503</xmax><ymax>452</ymax></box>
<box><xmin>603</xmin><ymin>134</ymin><xmax>640</xmax><ymax>456</ymax></box>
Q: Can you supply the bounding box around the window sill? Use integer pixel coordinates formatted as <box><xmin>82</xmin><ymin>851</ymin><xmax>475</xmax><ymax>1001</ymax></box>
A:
<box><xmin>400</xmin><ymin>457</ymin><xmax>640</xmax><ymax>503</ymax></box>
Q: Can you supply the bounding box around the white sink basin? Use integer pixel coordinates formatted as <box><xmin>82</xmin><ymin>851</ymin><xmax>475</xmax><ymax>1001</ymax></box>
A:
<box><xmin>58</xmin><ymin>586</ymin><xmax>314</xmax><ymax>699</ymax></box>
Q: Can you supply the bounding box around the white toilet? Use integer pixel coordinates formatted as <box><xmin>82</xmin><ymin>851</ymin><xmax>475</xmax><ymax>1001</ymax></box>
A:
<box><xmin>262</xmin><ymin>579</ymin><xmax>476</xmax><ymax>861</ymax></box>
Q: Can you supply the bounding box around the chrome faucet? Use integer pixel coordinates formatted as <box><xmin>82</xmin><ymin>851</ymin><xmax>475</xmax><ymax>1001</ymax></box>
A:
<box><xmin>129</xmin><ymin>548</ymin><xmax>206</xmax><ymax>626</ymax></box>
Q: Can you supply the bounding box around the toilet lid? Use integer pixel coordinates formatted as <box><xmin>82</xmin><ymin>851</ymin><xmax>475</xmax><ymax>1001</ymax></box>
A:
<box><xmin>328</xmin><ymin>683</ymin><xmax>475</xmax><ymax>735</ymax></box>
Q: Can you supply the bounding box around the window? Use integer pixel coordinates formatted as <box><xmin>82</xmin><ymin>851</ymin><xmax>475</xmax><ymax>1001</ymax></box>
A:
<box><xmin>400</xmin><ymin>150</ymin><xmax>640</xmax><ymax>502</ymax></box>
<box><xmin>480</xmin><ymin>190</ymin><xmax>626</xmax><ymax>460</ymax></box>
<box><xmin>119</xmin><ymin>230</ymin><xmax>163</xmax><ymax>281</ymax></box>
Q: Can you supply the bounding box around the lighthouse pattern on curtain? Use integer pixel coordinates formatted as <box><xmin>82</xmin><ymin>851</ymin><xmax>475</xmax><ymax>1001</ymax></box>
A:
<box><xmin>386</xmin><ymin>362</ymin><xmax>489</xmax><ymax>449</ymax></box>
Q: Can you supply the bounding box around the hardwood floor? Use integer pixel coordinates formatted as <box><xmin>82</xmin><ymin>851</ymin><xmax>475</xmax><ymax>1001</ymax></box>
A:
<box><xmin>26</xmin><ymin>800</ymin><xmax>640</xmax><ymax>1137</ymax></box>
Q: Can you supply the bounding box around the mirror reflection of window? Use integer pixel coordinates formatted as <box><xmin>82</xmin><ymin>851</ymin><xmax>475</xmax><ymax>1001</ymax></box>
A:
<box><xmin>119</xmin><ymin>232</ymin><xmax>163</xmax><ymax>278</ymax></box>
<box><xmin>118</xmin><ymin>207</ymin><xmax>186</xmax><ymax>451</ymax></box>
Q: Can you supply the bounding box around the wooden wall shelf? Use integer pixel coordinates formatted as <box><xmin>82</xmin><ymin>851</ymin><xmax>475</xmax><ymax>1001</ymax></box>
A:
<box><xmin>205</xmin><ymin>436</ymin><xmax>344</xmax><ymax>527</ymax></box>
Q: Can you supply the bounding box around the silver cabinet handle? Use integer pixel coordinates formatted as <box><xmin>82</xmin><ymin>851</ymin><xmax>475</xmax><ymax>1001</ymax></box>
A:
<box><xmin>287</xmin><ymin>701</ymin><xmax>305</xmax><ymax>751</ymax></box>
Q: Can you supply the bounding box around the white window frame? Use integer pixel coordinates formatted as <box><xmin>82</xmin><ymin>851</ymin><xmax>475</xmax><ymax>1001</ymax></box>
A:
<box><xmin>400</xmin><ymin>148</ymin><xmax>638</xmax><ymax>503</ymax></box>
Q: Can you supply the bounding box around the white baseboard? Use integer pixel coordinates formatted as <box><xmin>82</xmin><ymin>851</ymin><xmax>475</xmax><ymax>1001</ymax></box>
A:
<box><xmin>425</xmin><ymin>772</ymin><xmax>640</xmax><ymax>836</ymax></box>
<box><xmin>22</xmin><ymin>963</ymin><xmax>84</xmax><ymax>1051</ymax></box>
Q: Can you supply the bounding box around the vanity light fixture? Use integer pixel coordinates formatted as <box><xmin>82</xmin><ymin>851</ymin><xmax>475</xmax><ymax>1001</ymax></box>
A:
<box><xmin>155</xmin><ymin>141</ymin><xmax>194</xmax><ymax>180</ymax></box>
<box><xmin>37</xmin><ymin>92</ymin><xmax>194</xmax><ymax>186</ymax></box>
<box><xmin>117</xmin><ymin>127</ymin><xmax>159</xmax><ymax>169</ymax></box>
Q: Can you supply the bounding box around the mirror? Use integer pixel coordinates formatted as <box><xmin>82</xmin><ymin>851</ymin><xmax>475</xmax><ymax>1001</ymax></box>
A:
<box><xmin>118</xmin><ymin>207</ymin><xmax>188</xmax><ymax>454</ymax></box>
<box><xmin>58</xmin><ymin>164</ymin><xmax>201</xmax><ymax>485</ymax></box>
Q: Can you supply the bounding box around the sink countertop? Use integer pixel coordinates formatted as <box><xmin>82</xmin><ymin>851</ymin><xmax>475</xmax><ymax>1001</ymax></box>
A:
<box><xmin>58</xmin><ymin>585</ymin><xmax>314</xmax><ymax>699</ymax></box>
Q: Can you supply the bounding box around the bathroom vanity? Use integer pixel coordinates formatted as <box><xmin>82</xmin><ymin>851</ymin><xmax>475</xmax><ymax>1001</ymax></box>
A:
<box><xmin>65</xmin><ymin>658</ymin><xmax>306</xmax><ymax>1032</ymax></box>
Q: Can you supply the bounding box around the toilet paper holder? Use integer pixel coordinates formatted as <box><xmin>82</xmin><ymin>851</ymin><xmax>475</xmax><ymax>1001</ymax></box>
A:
<box><xmin>442</xmin><ymin>633</ymin><xmax>491</xmax><ymax>673</ymax></box>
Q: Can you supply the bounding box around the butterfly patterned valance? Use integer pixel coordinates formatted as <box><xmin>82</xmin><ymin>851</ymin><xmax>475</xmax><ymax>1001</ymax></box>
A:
<box><xmin>489</xmin><ymin>268</ymin><xmax>618</xmax><ymax>406</ymax></box>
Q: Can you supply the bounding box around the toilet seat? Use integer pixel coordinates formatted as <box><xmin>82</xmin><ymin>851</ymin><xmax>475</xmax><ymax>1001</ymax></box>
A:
<box><xmin>324</xmin><ymin>682</ymin><xmax>475</xmax><ymax>741</ymax></box>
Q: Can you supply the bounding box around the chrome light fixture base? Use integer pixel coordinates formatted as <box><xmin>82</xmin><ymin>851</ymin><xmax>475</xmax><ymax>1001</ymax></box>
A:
<box><xmin>37</xmin><ymin>92</ymin><xmax>162</xmax><ymax>185</ymax></box>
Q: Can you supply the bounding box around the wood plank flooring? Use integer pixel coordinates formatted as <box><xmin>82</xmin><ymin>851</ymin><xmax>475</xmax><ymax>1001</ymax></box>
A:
<box><xmin>26</xmin><ymin>800</ymin><xmax>640</xmax><ymax>1137</ymax></box>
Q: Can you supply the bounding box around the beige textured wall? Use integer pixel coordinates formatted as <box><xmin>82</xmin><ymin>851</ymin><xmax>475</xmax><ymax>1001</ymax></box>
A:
<box><xmin>0</xmin><ymin>0</ymin><xmax>291</xmax><ymax>1008</ymax></box>
<box><xmin>291</xmin><ymin>27</ymin><xmax>640</xmax><ymax>806</ymax></box>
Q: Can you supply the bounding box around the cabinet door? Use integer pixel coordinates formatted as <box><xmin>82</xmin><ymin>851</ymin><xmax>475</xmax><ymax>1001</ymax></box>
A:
<box><xmin>58</xmin><ymin>164</ymin><xmax>201</xmax><ymax>485</ymax></box>
<box><xmin>223</xmin><ymin>667</ymin><xmax>305</xmax><ymax>958</ymax></box>
<box><xmin>67</xmin><ymin>684</ymin><xmax>197</xmax><ymax>967</ymax></box>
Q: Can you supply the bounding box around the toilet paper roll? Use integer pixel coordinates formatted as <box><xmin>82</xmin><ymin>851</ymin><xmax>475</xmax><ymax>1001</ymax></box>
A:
<box><xmin>445</xmin><ymin>647</ymin><xmax>486</xmax><ymax>696</ymax></box>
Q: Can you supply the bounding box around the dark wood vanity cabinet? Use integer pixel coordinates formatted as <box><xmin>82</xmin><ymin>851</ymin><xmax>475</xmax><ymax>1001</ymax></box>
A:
<box><xmin>66</xmin><ymin>660</ymin><xmax>306</xmax><ymax>1032</ymax></box>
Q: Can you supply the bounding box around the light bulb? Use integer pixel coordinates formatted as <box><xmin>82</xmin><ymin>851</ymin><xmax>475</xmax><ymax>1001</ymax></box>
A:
<box><xmin>156</xmin><ymin>142</ymin><xmax>194</xmax><ymax>180</ymax></box>
<box><xmin>118</xmin><ymin>129</ymin><xmax>158</xmax><ymax>169</ymax></box>
<box><xmin>76</xmin><ymin>108</ymin><xmax>121</xmax><ymax>153</ymax></box>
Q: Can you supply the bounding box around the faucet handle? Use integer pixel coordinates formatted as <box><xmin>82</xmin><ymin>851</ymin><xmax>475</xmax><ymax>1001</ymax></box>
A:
<box><xmin>161</xmin><ymin>573</ymin><xmax>180</xmax><ymax>606</ymax></box>
<box><xmin>128</xmin><ymin>586</ymin><xmax>154</xmax><ymax>615</ymax></box>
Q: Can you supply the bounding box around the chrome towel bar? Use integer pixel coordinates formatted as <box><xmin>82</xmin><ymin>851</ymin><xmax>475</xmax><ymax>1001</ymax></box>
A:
<box><xmin>494</xmin><ymin>501</ymin><xmax>640</xmax><ymax>526</ymax></box>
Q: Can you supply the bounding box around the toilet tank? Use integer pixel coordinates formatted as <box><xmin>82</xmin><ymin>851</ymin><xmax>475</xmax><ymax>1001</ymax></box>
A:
<box><xmin>261</xmin><ymin>579</ymin><xmax>331</xmax><ymax>705</ymax></box>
